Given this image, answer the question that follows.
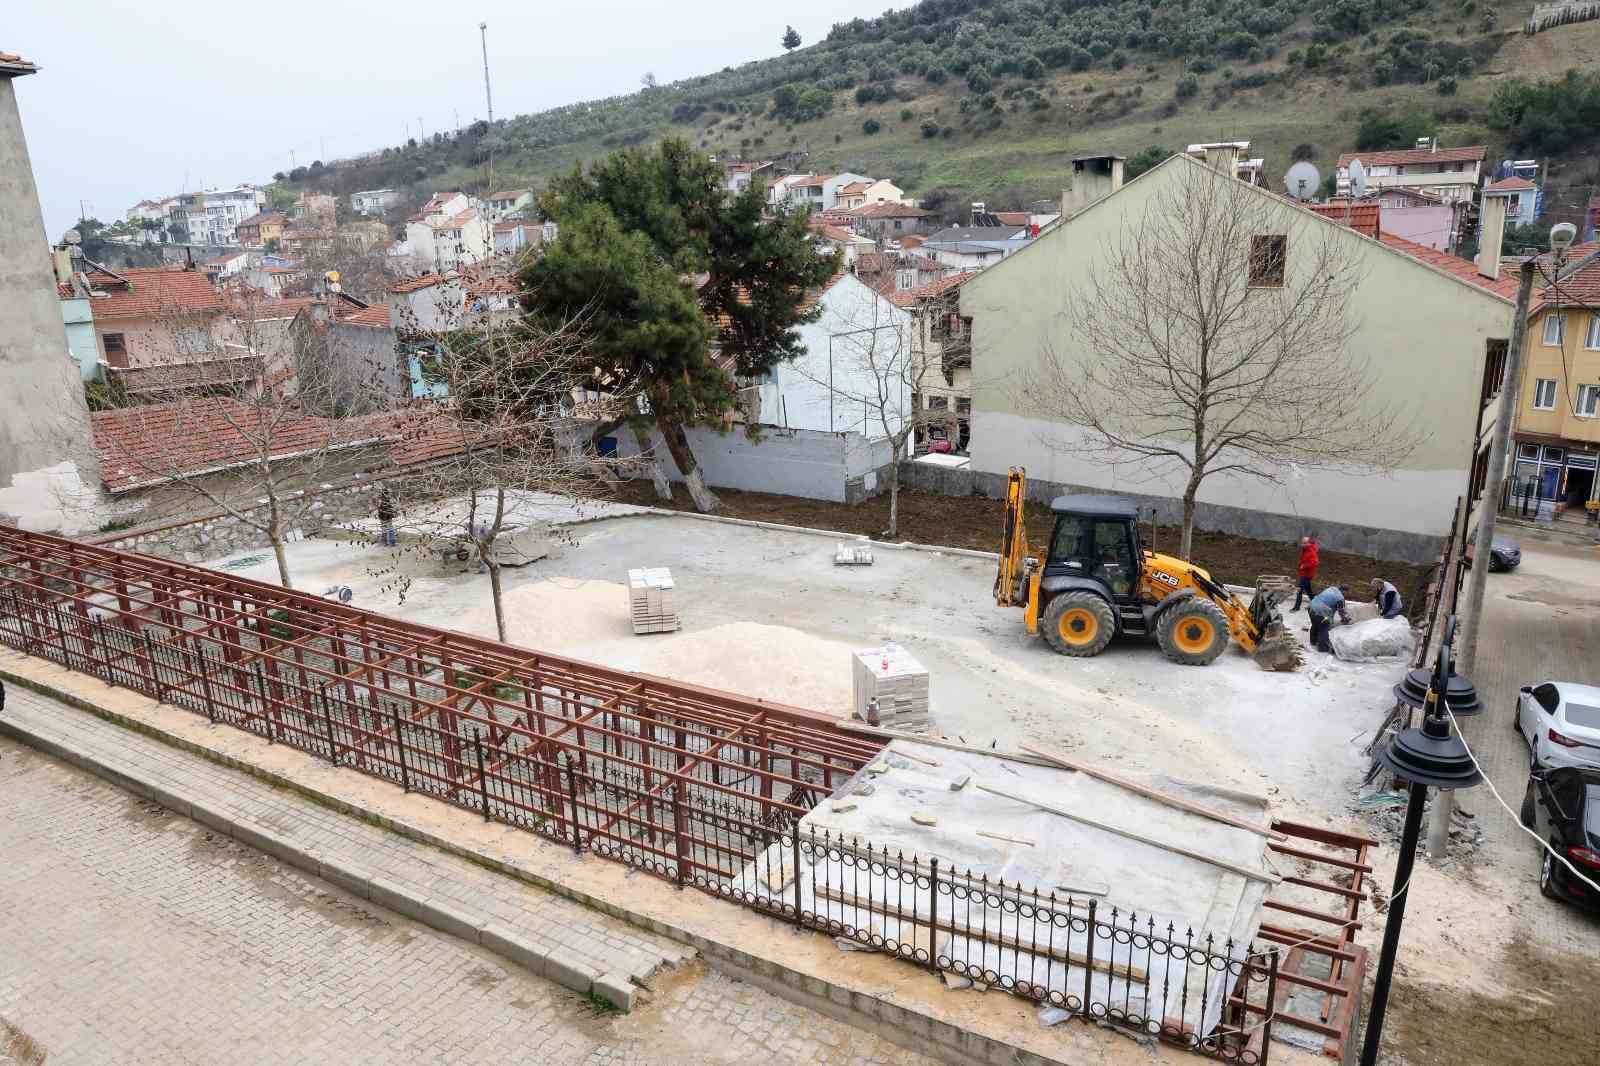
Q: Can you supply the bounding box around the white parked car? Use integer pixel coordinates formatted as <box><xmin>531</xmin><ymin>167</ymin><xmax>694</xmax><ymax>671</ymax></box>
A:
<box><xmin>1515</xmin><ymin>681</ymin><xmax>1600</xmax><ymax>770</ymax></box>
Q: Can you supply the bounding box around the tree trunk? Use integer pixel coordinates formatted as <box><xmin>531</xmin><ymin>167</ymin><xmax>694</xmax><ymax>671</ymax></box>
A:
<box><xmin>631</xmin><ymin>425</ymin><xmax>673</xmax><ymax>501</ymax></box>
<box><xmin>1179</xmin><ymin>485</ymin><xmax>1199</xmax><ymax>561</ymax></box>
<box><xmin>487</xmin><ymin>559</ymin><xmax>507</xmax><ymax>642</ymax></box>
<box><xmin>270</xmin><ymin>534</ymin><xmax>294</xmax><ymax>590</ymax></box>
<box><xmin>657</xmin><ymin>418</ymin><xmax>718</xmax><ymax>513</ymax></box>
<box><xmin>886</xmin><ymin>451</ymin><xmax>901</xmax><ymax>539</ymax></box>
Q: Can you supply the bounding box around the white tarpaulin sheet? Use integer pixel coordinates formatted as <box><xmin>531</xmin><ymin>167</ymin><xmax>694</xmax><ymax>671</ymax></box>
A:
<box><xmin>732</xmin><ymin>739</ymin><xmax>1278</xmax><ymax>1039</ymax></box>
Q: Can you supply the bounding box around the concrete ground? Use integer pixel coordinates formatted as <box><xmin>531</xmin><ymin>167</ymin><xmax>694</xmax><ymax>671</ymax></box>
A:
<box><xmin>174</xmin><ymin>510</ymin><xmax>1600</xmax><ymax>1063</ymax></box>
<box><xmin>0</xmin><ymin>735</ymin><xmax>928</xmax><ymax>1066</ymax></box>
<box><xmin>233</xmin><ymin>508</ymin><xmax>1401</xmax><ymax>826</ymax></box>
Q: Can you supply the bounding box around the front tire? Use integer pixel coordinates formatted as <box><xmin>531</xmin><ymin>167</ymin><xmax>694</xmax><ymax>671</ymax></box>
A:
<box><xmin>1041</xmin><ymin>592</ymin><xmax>1115</xmax><ymax>657</ymax></box>
<box><xmin>1157</xmin><ymin>598</ymin><xmax>1230</xmax><ymax>666</ymax></box>
<box><xmin>1519</xmin><ymin>780</ymin><xmax>1536</xmax><ymax>829</ymax></box>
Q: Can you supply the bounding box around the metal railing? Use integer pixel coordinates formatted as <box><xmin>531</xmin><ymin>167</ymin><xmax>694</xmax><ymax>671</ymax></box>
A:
<box><xmin>0</xmin><ymin>573</ymin><xmax>1281</xmax><ymax>1062</ymax></box>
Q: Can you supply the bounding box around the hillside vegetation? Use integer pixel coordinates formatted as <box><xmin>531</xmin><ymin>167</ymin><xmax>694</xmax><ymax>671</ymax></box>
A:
<box><xmin>279</xmin><ymin>2</ymin><xmax>1600</xmax><ymax>225</ymax></box>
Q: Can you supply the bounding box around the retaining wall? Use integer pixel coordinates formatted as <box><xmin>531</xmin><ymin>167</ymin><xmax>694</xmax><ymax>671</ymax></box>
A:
<box><xmin>619</xmin><ymin>425</ymin><xmax>897</xmax><ymax>504</ymax></box>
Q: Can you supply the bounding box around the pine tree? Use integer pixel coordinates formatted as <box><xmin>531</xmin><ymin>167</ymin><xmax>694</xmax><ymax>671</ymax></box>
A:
<box><xmin>522</xmin><ymin>137</ymin><xmax>837</xmax><ymax>512</ymax></box>
<box><xmin>782</xmin><ymin>26</ymin><xmax>801</xmax><ymax>52</ymax></box>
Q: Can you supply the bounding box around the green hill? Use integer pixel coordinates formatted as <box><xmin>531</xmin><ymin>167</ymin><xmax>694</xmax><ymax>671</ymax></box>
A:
<box><xmin>281</xmin><ymin>2</ymin><xmax>1600</xmax><ymax>225</ymax></box>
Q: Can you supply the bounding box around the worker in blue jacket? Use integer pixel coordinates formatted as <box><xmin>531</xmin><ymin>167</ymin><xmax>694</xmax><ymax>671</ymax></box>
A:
<box><xmin>1307</xmin><ymin>585</ymin><xmax>1352</xmax><ymax>654</ymax></box>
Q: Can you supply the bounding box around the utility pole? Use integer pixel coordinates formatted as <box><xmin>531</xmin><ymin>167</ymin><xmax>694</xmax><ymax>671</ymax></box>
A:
<box><xmin>480</xmin><ymin>21</ymin><xmax>495</xmax><ymax>194</ymax></box>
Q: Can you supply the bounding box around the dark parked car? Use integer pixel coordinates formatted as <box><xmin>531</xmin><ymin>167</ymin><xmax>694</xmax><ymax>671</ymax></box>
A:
<box><xmin>1520</xmin><ymin>766</ymin><xmax>1600</xmax><ymax>910</ymax></box>
<box><xmin>1464</xmin><ymin>536</ymin><xmax>1521</xmax><ymax>572</ymax></box>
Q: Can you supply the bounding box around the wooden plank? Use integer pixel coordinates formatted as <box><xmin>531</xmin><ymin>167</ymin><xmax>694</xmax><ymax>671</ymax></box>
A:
<box><xmin>1268</xmin><ymin>842</ymin><xmax>1373</xmax><ymax>874</ymax></box>
<box><xmin>811</xmin><ymin>884</ymin><xmax>1148</xmax><ymax>983</ymax></box>
<box><xmin>1271</xmin><ymin>819</ymin><xmax>1379</xmax><ymax>849</ymax></box>
<box><xmin>1021</xmin><ymin>744</ymin><xmax>1287</xmax><ymax>842</ymax></box>
<box><xmin>974</xmin><ymin>781</ymin><xmax>1280</xmax><ymax>884</ymax></box>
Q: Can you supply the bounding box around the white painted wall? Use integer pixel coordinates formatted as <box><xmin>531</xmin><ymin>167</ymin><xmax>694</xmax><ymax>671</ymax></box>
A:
<box><xmin>758</xmin><ymin>274</ymin><xmax>913</xmax><ymax>441</ymax></box>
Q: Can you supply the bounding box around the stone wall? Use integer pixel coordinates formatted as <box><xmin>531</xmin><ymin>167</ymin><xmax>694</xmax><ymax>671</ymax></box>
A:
<box><xmin>95</xmin><ymin>479</ymin><xmax>389</xmax><ymax>563</ymax></box>
<box><xmin>897</xmin><ymin>460</ymin><xmax>1446</xmax><ymax>564</ymax></box>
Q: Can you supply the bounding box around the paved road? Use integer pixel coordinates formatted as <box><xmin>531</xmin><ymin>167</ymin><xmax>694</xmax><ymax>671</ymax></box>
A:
<box><xmin>1459</xmin><ymin>534</ymin><xmax>1600</xmax><ymax>952</ymax></box>
<box><xmin>0</xmin><ymin>737</ymin><xmax>926</xmax><ymax>1066</ymax></box>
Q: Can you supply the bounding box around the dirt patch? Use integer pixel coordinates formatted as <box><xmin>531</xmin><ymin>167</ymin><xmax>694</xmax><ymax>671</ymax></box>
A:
<box><xmin>605</xmin><ymin>483</ymin><xmax>1431</xmax><ymax>609</ymax></box>
<box><xmin>119</xmin><ymin>795</ymin><xmax>183</xmax><ymax>829</ymax></box>
<box><xmin>186</xmin><ymin>829</ymin><xmax>392</xmax><ymax>937</ymax></box>
<box><xmin>1386</xmin><ymin>932</ymin><xmax>1600</xmax><ymax>1065</ymax></box>
<box><xmin>0</xmin><ymin>1016</ymin><xmax>46</xmax><ymax>1066</ymax></box>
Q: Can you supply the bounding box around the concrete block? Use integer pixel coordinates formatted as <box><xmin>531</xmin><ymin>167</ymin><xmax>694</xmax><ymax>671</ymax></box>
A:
<box><xmin>480</xmin><ymin>923</ymin><xmax>547</xmax><ymax>977</ymax></box>
<box><xmin>542</xmin><ymin>948</ymin><xmax>597</xmax><ymax>995</ymax></box>
<box><xmin>592</xmin><ymin>972</ymin><xmax>637</xmax><ymax>1012</ymax></box>
<box><xmin>317</xmin><ymin>860</ymin><xmax>375</xmax><ymax>900</ymax></box>
<box><xmin>801</xmin><ymin>974</ymin><xmax>829</xmax><ymax>999</ymax></box>
<box><xmin>229</xmin><ymin>822</ymin><xmax>305</xmax><ymax>868</ymax></box>
<box><xmin>414</xmin><ymin>898</ymin><xmax>489</xmax><ymax>944</ymax></box>
<box><xmin>827</xmin><ymin>982</ymin><xmax>852</xmax><ymax>1007</ymax></box>
<box><xmin>191</xmin><ymin>805</ymin><xmax>236</xmax><ymax>837</ymax></box>
<box><xmin>369</xmin><ymin>875</ymin><xmax>430</xmax><ymax>924</ymax></box>
<box><xmin>146</xmin><ymin>784</ymin><xmax>196</xmax><ymax>817</ymax></box>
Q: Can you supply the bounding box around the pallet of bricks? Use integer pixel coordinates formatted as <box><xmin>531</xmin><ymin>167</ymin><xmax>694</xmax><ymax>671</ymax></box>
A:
<box><xmin>851</xmin><ymin>643</ymin><xmax>931</xmax><ymax>733</ymax></box>
<box><xmin>628</xmin><ymin>567</ymin><xmax>681</xmax><ymax>634</ymax></box>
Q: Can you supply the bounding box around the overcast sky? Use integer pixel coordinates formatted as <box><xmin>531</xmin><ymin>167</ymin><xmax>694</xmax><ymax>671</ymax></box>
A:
<box><xmin>11</xmin><ymin>1</ymin><xmax>870</xmax><ymax>237</ymax></box>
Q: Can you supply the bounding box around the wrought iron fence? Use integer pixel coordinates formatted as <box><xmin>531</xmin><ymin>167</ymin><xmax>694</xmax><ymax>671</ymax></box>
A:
<box><xmin>0</xmin><ymin>589</ymin><xmax>1280</xmax><ymax>1061</ymax></box>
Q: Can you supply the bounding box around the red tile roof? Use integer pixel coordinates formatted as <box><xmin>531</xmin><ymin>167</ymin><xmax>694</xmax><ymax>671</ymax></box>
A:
<box><xmin>389</xmin><ymin>273</ymin><xmax>448</xmax><ymax>294</ymax></box>
<box><xmin>899</xmin><ymin>235</ymin><xmax>925</xmax><ymax>249</ymax></box>
<box><xmin>1337</xmin><ymin>146</ymin><xmax>1485</xmax><ymax>168</ymax></box>
<box><xmin>1307</xmin><ymin>201</ymin><xmax>1382</xmax><ymax>239</ymax></box>
<box><xmin>1485</xmin><ymin>177</ymin><xmax>1536</xmax><ymax>193</ymax></box>
<box><xmin>338</xmin><ymin>303</ymin><xmax>393</xmax><ymax>327</ymax></box>
<box><xmin>838</xmin><ymin>181</ymin><xmax>872</xmax><ymax>195</ymax></box>
<box><xmin>884</xmin><ymin>270</ymin><xmax>977</xmax><ymax>307</ymax></box>
<box><xmin>1534</xmin><ymin>241</ymin><xmax>1600</xmax><ymax>311</ymax></box>
<box><xmin>1</xmin><ymin>51</ymin><xmax>40</xmax><ymax>75</ymax></box>
<box><xmin>811</xmin><ymin>223</ymin><xmax>862</xmax><ymax>243</ymax></box>
<box><xmin>93</xmin><ymin>398</ymin><xmax>374</xmax><ymax>492</ymax></box>
<box><xmin>992</xmin><ymin>211</ymin><xmax>1030</xmax><ymax>227</ymax></box>
<box><xmin>86</xmin><ymin>268</ymin><xmax>225</xmax><ymax>320</ymax></box>
<box><xmin>788</xmin><ymin>174</ymin><xmax>834</xmax><ymax>188</ymax></box>
<box><xmin>849</xmin><ymin>202</ymin><xmax>930</xmax><ymax>219</ymax></box>
<box><xmin>1376</xmin><ymin>233</ymin><xmax>1519</xmax><ymax>301</ymax></box>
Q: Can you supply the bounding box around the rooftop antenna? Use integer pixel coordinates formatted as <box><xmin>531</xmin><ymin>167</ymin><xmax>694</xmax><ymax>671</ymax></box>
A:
<box><xmin>480</xmin><ymin>21</ymin><xmax>495</xmax><ymax>194</ymax></box>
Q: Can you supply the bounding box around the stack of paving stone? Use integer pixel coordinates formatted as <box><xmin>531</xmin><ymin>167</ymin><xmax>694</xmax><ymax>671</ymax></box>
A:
<box><xmin>851</xmin><ymin>643</ymin><xmax>932</xmax><ymax>733</ymax></box>
<box><xmin>627</xmin><ymin>567</ymin><xmax>681</xmax><ymax>634</ymax></box>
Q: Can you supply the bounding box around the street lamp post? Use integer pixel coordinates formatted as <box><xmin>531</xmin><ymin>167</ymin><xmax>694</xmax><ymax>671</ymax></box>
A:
<box><xmin>1359</xmin><ymin>618</ymin><xmax>1482</xmax><ymax>1066</ymax></box>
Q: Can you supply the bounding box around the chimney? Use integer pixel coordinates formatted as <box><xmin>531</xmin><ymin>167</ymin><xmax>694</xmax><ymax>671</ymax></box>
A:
<box><xmin>1203</xmin><ymin>145</ymin><xmax>1235</xmax><ymax>176</ymax></box>
<box><xmin>1063</xmin><ymin>154</ymin><xmax>1127</xmax><ymax>217</ymax></box>
<box><xmin>1477</xmin><ymin>190</ymin><xmax>1509</xmax><ymax>281</ymax></box>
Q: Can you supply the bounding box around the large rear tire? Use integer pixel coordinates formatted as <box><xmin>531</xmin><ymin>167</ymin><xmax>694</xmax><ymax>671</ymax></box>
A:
<box><xmin>1157</xmin><ymin>598</ymin><xmax>1230</xmax><ymax>666</ymax></box>
<box><xmin>1041</xmin><ymin>592</ymin><xmax>1115</xmax><ymax>657</ymax></box>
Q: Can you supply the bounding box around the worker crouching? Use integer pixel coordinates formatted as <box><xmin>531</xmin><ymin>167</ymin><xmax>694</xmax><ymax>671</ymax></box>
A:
<box><xmin>1307</xmin><ymin>584</ymin><xmax>1352</xmax><ymax>654</ymax></box>
<box><xmin>1370</xmin><ymin>578</ymin><xmax>1404</xmax><ymax>619</ymax></box>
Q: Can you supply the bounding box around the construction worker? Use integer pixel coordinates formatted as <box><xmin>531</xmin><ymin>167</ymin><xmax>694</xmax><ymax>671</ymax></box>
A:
<box><xmin>1292</xmin><ymin>535</ymin><xmax>1319</xmax><ymax>611</ymax></box>
<box><xmin>1370</xmin><ymin>578</ymin><xmax>1404</xmax><ymax>620</ymax></box>
<box><xmin>1307</xmin><ymin>584</ymin><xmax>1352</xmax><ymax>654</ymax></box>
<box><xmin>376</xmin><ymin>487</ymin><xmax>398</xmax><ymax>547</ymax></box>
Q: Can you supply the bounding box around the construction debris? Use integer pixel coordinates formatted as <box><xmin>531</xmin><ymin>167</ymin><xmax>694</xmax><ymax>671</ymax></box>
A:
<box><xmin>830</xmin><ymin>799</ymin><xmax>859</xmax><ymax>814</ymax></box>
<box><xmin>1328</xmin><ymin>617</ymin><xmax>1415</xmax><ymax>662</ymax></box>
<box><xmin>627</xmin><ymin>567</ymin><xmax>681</xmax><ymax>634</ymax></box>
<box><xmin>833</xmin><ymin>543</ymin><xmax>874</xmax><ymax>566</ymax></box>
<box><xmin>910</xmin><ymin>811</ymin><xmax>938</xmax><ymax>826</ymax></box>
<box><xmin>852</xmin><ymin>643</ymin><xmax>932</xmax><ymax>733</ymax></box>
<box><xmin>949</xmin><ymin>773</ymin><xmax>972</xmax><ymax>792</ymax></box>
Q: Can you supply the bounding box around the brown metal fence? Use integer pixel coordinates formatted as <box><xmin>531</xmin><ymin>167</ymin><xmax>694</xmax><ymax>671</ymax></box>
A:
<box><xmin>0</xmin><ymin>527</ymin><xmax>1283</xmax><ymax>1061</ymax></box>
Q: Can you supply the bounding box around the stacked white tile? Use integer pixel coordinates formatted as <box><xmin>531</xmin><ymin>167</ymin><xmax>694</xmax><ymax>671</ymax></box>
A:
<box><xmin>851</xmin><ymin>643</ymin><xmax>931</xmax><ymax>733</ymax></box>
<box><xmin>628</xmin><ymin>567</ymin><xmax>681</xmax><ymax>634</ymax></box>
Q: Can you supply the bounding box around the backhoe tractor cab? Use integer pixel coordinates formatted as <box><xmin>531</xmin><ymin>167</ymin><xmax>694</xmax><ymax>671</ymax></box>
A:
<box><xmin>994</xmin><ymin>468</ymin><xmax>1300</xmax><ymax>671</ymax></box>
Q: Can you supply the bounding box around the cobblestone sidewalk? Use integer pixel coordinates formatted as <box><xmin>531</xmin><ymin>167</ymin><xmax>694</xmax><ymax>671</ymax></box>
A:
<box><xmin>0</xmin><ymin>683</ymin><xmax>689</xmax><ymax>990</ymax></box>
<box><xmin>0</xmin><ymin>736</ymin><xmax>927</xmax><ymax>1066</ymax></box>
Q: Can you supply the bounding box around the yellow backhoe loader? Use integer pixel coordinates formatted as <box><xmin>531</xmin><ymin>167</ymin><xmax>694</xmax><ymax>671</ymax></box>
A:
<box><xmin>994</xmin><ymin>468</ymin><xmax>1301</xmax><ymax>670</ymax></box>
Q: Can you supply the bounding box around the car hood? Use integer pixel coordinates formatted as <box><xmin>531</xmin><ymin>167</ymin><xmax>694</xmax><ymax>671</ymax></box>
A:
<box><xmin>1491</xmin><ymin>538</ymin><xmax>1520</xmax><ymax>554</ymax></box>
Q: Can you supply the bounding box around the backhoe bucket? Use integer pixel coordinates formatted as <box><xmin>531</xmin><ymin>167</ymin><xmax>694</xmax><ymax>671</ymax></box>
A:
<box><xmin>1248</xmin><ymin>586</ymin><xmax>1303</xmax><ymax>672</ymax></box>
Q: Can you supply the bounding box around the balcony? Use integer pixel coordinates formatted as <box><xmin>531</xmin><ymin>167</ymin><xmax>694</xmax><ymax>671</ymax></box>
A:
<box><xmin>105</xmin><ymin>345</ymin><xmax>263</xmax><ymax>397</ymax></box>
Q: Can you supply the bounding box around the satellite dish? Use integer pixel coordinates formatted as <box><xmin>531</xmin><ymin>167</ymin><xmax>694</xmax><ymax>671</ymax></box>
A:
<box><xmin>1284</xmin><ymin>161</ymin><xmax>1321</xmax><ymax>200</ymax></box>
<box><xmin>63</xmin><ymin>229</ymin><xmax>82</xmax><ymax>245</ymax></box>
<box><xmin>1347</xmin><ymin>158</ymin><xmax>1368</xmax><ymax>199</ymax></box>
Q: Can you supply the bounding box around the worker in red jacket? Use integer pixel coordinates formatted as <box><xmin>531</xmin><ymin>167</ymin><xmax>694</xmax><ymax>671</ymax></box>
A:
<box><xmin>1292</xmin><ymin>535</ymin><xmax>1319</xmax><ymax>611</ymax></box>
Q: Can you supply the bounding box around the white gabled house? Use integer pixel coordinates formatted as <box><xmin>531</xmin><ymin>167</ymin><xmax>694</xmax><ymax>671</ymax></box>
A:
<box><xmin>755</xmin><ymin>273</ymin><xmax>913</xmax><ymax>443</ymax></box>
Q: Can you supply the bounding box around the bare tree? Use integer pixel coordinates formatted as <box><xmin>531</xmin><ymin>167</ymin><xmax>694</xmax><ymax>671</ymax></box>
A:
<box><xmin>790</xmin><ymin>281</ymin><xmax>917</xmax><ymax>536</ymax></box>
<box><xmin>94</xmin><ymin>293</ymin><xmax>391</xmax><ymax>588</ymax></box>
<box><xmin>1016</xmin><ymin>162</ymin><xmax>1416</xmax><ymax>559</ymax></box>
<box><xmin>379</xmin><ymin>300</ymin><xmax>632</xmax><ymax>642</ymax></box>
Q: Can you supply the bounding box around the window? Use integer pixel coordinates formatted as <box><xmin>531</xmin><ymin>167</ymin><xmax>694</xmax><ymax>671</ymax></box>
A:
<box><xmin>1518</xmin><ymin>443</ymin><xmax>1540</xmax><ymax>460</ymax></box>
<box><xmin>1542</xmin><ymin>314</ymin><xmax>1566</xmax><ymax>346</ymax></box>
<box><xmin>926</xmin><ymin>396</ymin><xmax>949</xmax><ymax>411</ymax></box>
<box><xmin>101</xmin><ymin>333</ymin><xmax>127</xmax><ymax>366</ymax></box>
<box><xmin>1587</xmin><ymin>317</ymin><xmax>1600</xmax><ymax>351</ymax></box>
<box><xmin>1534</xmin><ymin>378</ymin><xmax>1558</xmax><ymax>410</ymax></box>
<box><xmin>1579</xmin><ymin>385</ymin><xmax>1600</xmax><ymax>418</ymax></box>
<box><xmin>1248</xmin><ymin>235</ymin><xmax>1287</xmax><ymax>287</ymax></box>
<box><xmin>896</xmin><ymin>270</ymin><xmax>916</xmax><ymax>290</ymax></box>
